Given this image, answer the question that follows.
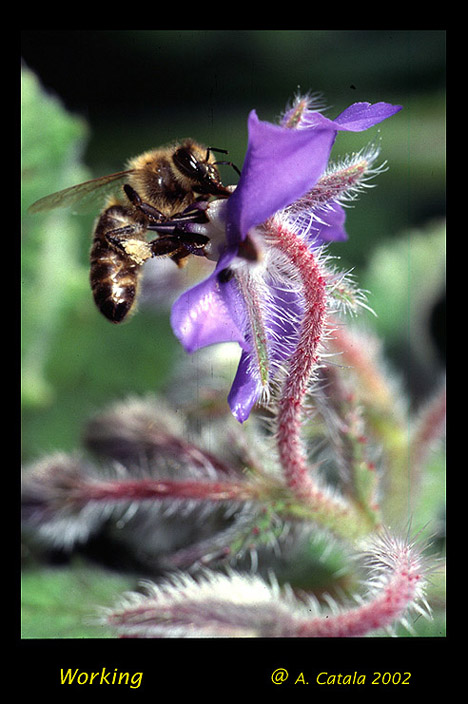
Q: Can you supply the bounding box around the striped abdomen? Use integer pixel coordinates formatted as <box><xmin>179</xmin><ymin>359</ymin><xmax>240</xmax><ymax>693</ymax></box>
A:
<box><xmin>90</xmin><ymin>205</ymin><xmax>143</xmax><ymax>324</ymax></box>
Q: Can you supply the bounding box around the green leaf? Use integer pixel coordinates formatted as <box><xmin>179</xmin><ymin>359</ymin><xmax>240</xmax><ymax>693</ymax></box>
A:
<box><xmin>362</xmin><ymin>219</ymin><xmax>445</xmax><ymax>347</ymax></box>
<box><xmin>22</xmin><ymin>67</ymin><xmax>91</xmax><ymax>408</ymax></box>
<box><xmin>21</xmin><ymin>562</ymin><xmax>136</xmax><ymax>638</ymax></box>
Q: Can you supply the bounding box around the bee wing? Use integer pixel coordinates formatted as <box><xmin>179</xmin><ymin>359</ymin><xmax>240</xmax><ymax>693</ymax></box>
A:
<box><xmin>28</xmin><ymin>170</ymin><xmax>135</xmax><ymax>214</ymax></box>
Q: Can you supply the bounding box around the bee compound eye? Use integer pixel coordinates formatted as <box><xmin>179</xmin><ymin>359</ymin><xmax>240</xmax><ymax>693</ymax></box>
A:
<box><xmin>173</xmin><ymin>147</ymin><xmax>200</xmax><ymax>177</ymax></box>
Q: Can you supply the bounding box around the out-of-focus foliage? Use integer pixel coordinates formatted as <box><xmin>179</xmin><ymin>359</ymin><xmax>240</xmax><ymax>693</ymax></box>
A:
<box><xmin>22</xmin><ymin>67</ymin><xmax>90</xmax><ymax>408</ymax></box>
<box><xmin>21</xmin><ymin>563</ymin><xmax>134</xmax><ymax>638</ymax></box>
<box><xmin>362</xmin><ymin>220</ymin><xmax>445</xmax><ymax>395</ymax></box>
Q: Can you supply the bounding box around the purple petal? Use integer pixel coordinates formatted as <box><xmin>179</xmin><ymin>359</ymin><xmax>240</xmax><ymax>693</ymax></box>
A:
<box><xmin>333</xmin><ymin>102</ymin><xmax>402</xmax><ymax>131</ymax></box>
<box><xmin>227</xmin><ymin>351</ymin><xmax>261</xmax><ymax>423</ymax></box>
<box><xmin>227</xmin><ymin>110</ymin><xmax>337</xmax><ymax>246</ymax></box>
<box><xmin>299</xmin><ymin>101</ymin><xmax>402</xmax><ymax>133</ymax></box>
<box><xmin>228</xmin><ymin>282</ymin><xmax>305</xmax><ymax>422</ymax></box>
<box><xmin>171</xmin><ymin>268</ymin><xmax>246</xmax><ymax>353</ymax></box>
<box><xmin>310</xmin><ymin>204</ymin><xmax>348</xmax><ymax>244</ymax></box>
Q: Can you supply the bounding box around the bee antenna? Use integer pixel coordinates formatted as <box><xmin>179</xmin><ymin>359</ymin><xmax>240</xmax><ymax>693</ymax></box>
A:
<box><xmin>213</xmin><ymin>160</ymin><xmax>241</xmax><ymax>177</ymax></box>
<box><xmin>206</xmin><ymin>147</ymin><xmax>241</xmax><ymax>178</ymax></box>
<box><xmin>206</xmin><ymin>146</ymin><xmax>229</xmax><ymax>159</ymax></box>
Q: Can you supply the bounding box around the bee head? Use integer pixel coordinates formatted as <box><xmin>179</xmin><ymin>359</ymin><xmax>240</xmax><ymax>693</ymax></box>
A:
<box><xmin>172</xmin><ymin>142</ymin><xmax>231</xmax><ymax>197</ymax></box>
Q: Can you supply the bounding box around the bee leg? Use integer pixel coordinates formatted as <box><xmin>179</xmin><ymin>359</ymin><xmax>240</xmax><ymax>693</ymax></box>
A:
<box><xmin>124</xmin><ymin>184</ymin><xmax>205</xmax><ymax>231</ymax></box>
<box><xmin>149</xmin><ymin>236</ymin><xmax>185</xmax><ymax>258</ymax></box>
<box><xmin>177</xmin><ymin>232</ymin><xmax>210</xmax><ymax>256</ymax></box>
<box><xmin>123</xmin><ymin>184</ymin><xmax>166</xmax><ymax>222</ymax></box>
<box><xmin>171</xmin><ymin>251</ymin><xmax>191</xmax><ymax>268</ymax></box>
<box><xmin>148</xmin><ymin>235</ymin><xmax>205</xmax><ymax>268</ymax></box>
<box><xmin>150</xmin><ymin>231</ymin><xmax>209</xmax><ymax>256</ymax></box>
<box><xmin>105</xmin><ymin>225</ymin><xmax>153</xmax><ymax>265</ymax></box>
<box><xmin>146</xmin><ymin>212</ymin><xmax>207</xmax><ymax>234</ymax></box>
<box><xmin>104</xmin><ymin>225</ymin><xmax>138</xmax><ymax>253</ymax></box>
<box><xmin>144</xmin><ymin>200</ymin><xmax>209</xmax><ymax>235</ymax></box>
<box><xmin>149</xmin><ymin>237</ymin><xmax>189</xmax><ymax>268</ymax></box>
<box><xmin>104</xmin><ymin>225</ymin><xmax>134</xmax><ymax>248</ymax></box>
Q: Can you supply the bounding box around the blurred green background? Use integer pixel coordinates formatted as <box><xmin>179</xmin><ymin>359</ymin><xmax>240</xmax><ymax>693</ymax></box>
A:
<box><xmin>21</xmin><ymin>31</ymin><xmax>445</xmax><ymax>638</ymax></box>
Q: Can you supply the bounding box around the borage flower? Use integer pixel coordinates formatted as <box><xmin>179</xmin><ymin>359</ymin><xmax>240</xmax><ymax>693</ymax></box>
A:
<box><xmin>171</xmin><ymin>96</ymin><xmax>402</xmax><ymax>422</ymax></box>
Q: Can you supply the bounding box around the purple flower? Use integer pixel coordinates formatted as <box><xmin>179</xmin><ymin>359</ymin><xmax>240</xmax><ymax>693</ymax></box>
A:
<box><xmin>171</xmin><ymin>97</ymin><xmax>401</xmax><ymax>422</ymax></box>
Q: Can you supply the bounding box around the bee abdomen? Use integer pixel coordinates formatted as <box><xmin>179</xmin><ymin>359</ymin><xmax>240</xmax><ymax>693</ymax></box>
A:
<box><xmin>90</xmin><ymin>204</ymin><xmax>145</xmax><ymax>324</ymax></box>
<box><xmin>90</xmin><ymin>251</ymin><xmax>140</xmax><ymax>324</ymax></box>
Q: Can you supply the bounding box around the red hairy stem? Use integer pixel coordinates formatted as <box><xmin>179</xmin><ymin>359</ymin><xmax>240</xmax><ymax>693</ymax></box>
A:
<box><xmin>297</xmin><ymin>567</ymin><xmax>422</xmax><ymax>636</ymax></box>
<box><xmin>296</xmin><ymin>536</ymin><xmax>427</xmax><ymax>636</ymax></box>
<box><xmin>79</xmin><ymin>478</ymin><xmax>262</xmax><ymax>504</ymax></box>
<box><xmin>271</xmin><ymin>224</ymin><xmax>328</xmax><ymax>499</ymax></box>
<box><xmin>261</xmin><ymin>222</ymin><xmax>380</xmax><ymax>537</ymax></box>
<box><xmin>327</xmin><ymin>322</ymin><xmax>395</xmax><ymax>412</ymax></box>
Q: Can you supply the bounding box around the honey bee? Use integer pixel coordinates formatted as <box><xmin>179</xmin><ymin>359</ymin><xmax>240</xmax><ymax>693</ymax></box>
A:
<box><xmin>29</xmin><ymin>140</ymin><xmax>238</xmax><ymax>323</ymax></box>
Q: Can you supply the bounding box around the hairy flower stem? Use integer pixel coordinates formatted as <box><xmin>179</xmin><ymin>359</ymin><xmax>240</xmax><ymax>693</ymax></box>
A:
<box><xmin>101</xmin><ymin>531</ymin><xmax>430</xmax><ymax>637</ymax></box>
<box><xmin>272</xmin><ymin>225</ymin><xmax>327</xmax><ymax>495</ymax></box>
<box><xmin>269</xmin><ymin>224</ymin><xmax>374</xmax><ymax>537</ymax></box>
<box><xmin>327</xmin><ymin>323</ymin><xmax>446</xmax><ymax>524</ymax></box>
<box><xmin>327</xmin><ymin>322</ymin><xmax>396</xmax><ymax>416</ymax></box>
<box><xmin>296</xmin><ymin>535</ymin><xmax>427</xmax><ymax>636</ymax></box>
<box><xmin>78</xmin><ymin>478</ymin><xmax>264</xmax><ymax>504</ymax></box>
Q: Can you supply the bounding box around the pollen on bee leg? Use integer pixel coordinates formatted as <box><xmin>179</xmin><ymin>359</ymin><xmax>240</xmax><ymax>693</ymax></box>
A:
<box><xmin>119</xmin><ymin>239</ymin><xmax>153</xmax><ymax>266</ymax></box>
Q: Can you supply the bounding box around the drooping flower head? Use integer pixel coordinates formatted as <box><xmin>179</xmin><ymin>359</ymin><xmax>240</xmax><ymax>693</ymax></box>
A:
<box><xmin>171</xmin><ymin>95</ymin><xmax>401</xmax><ymax>422</ymax></box>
